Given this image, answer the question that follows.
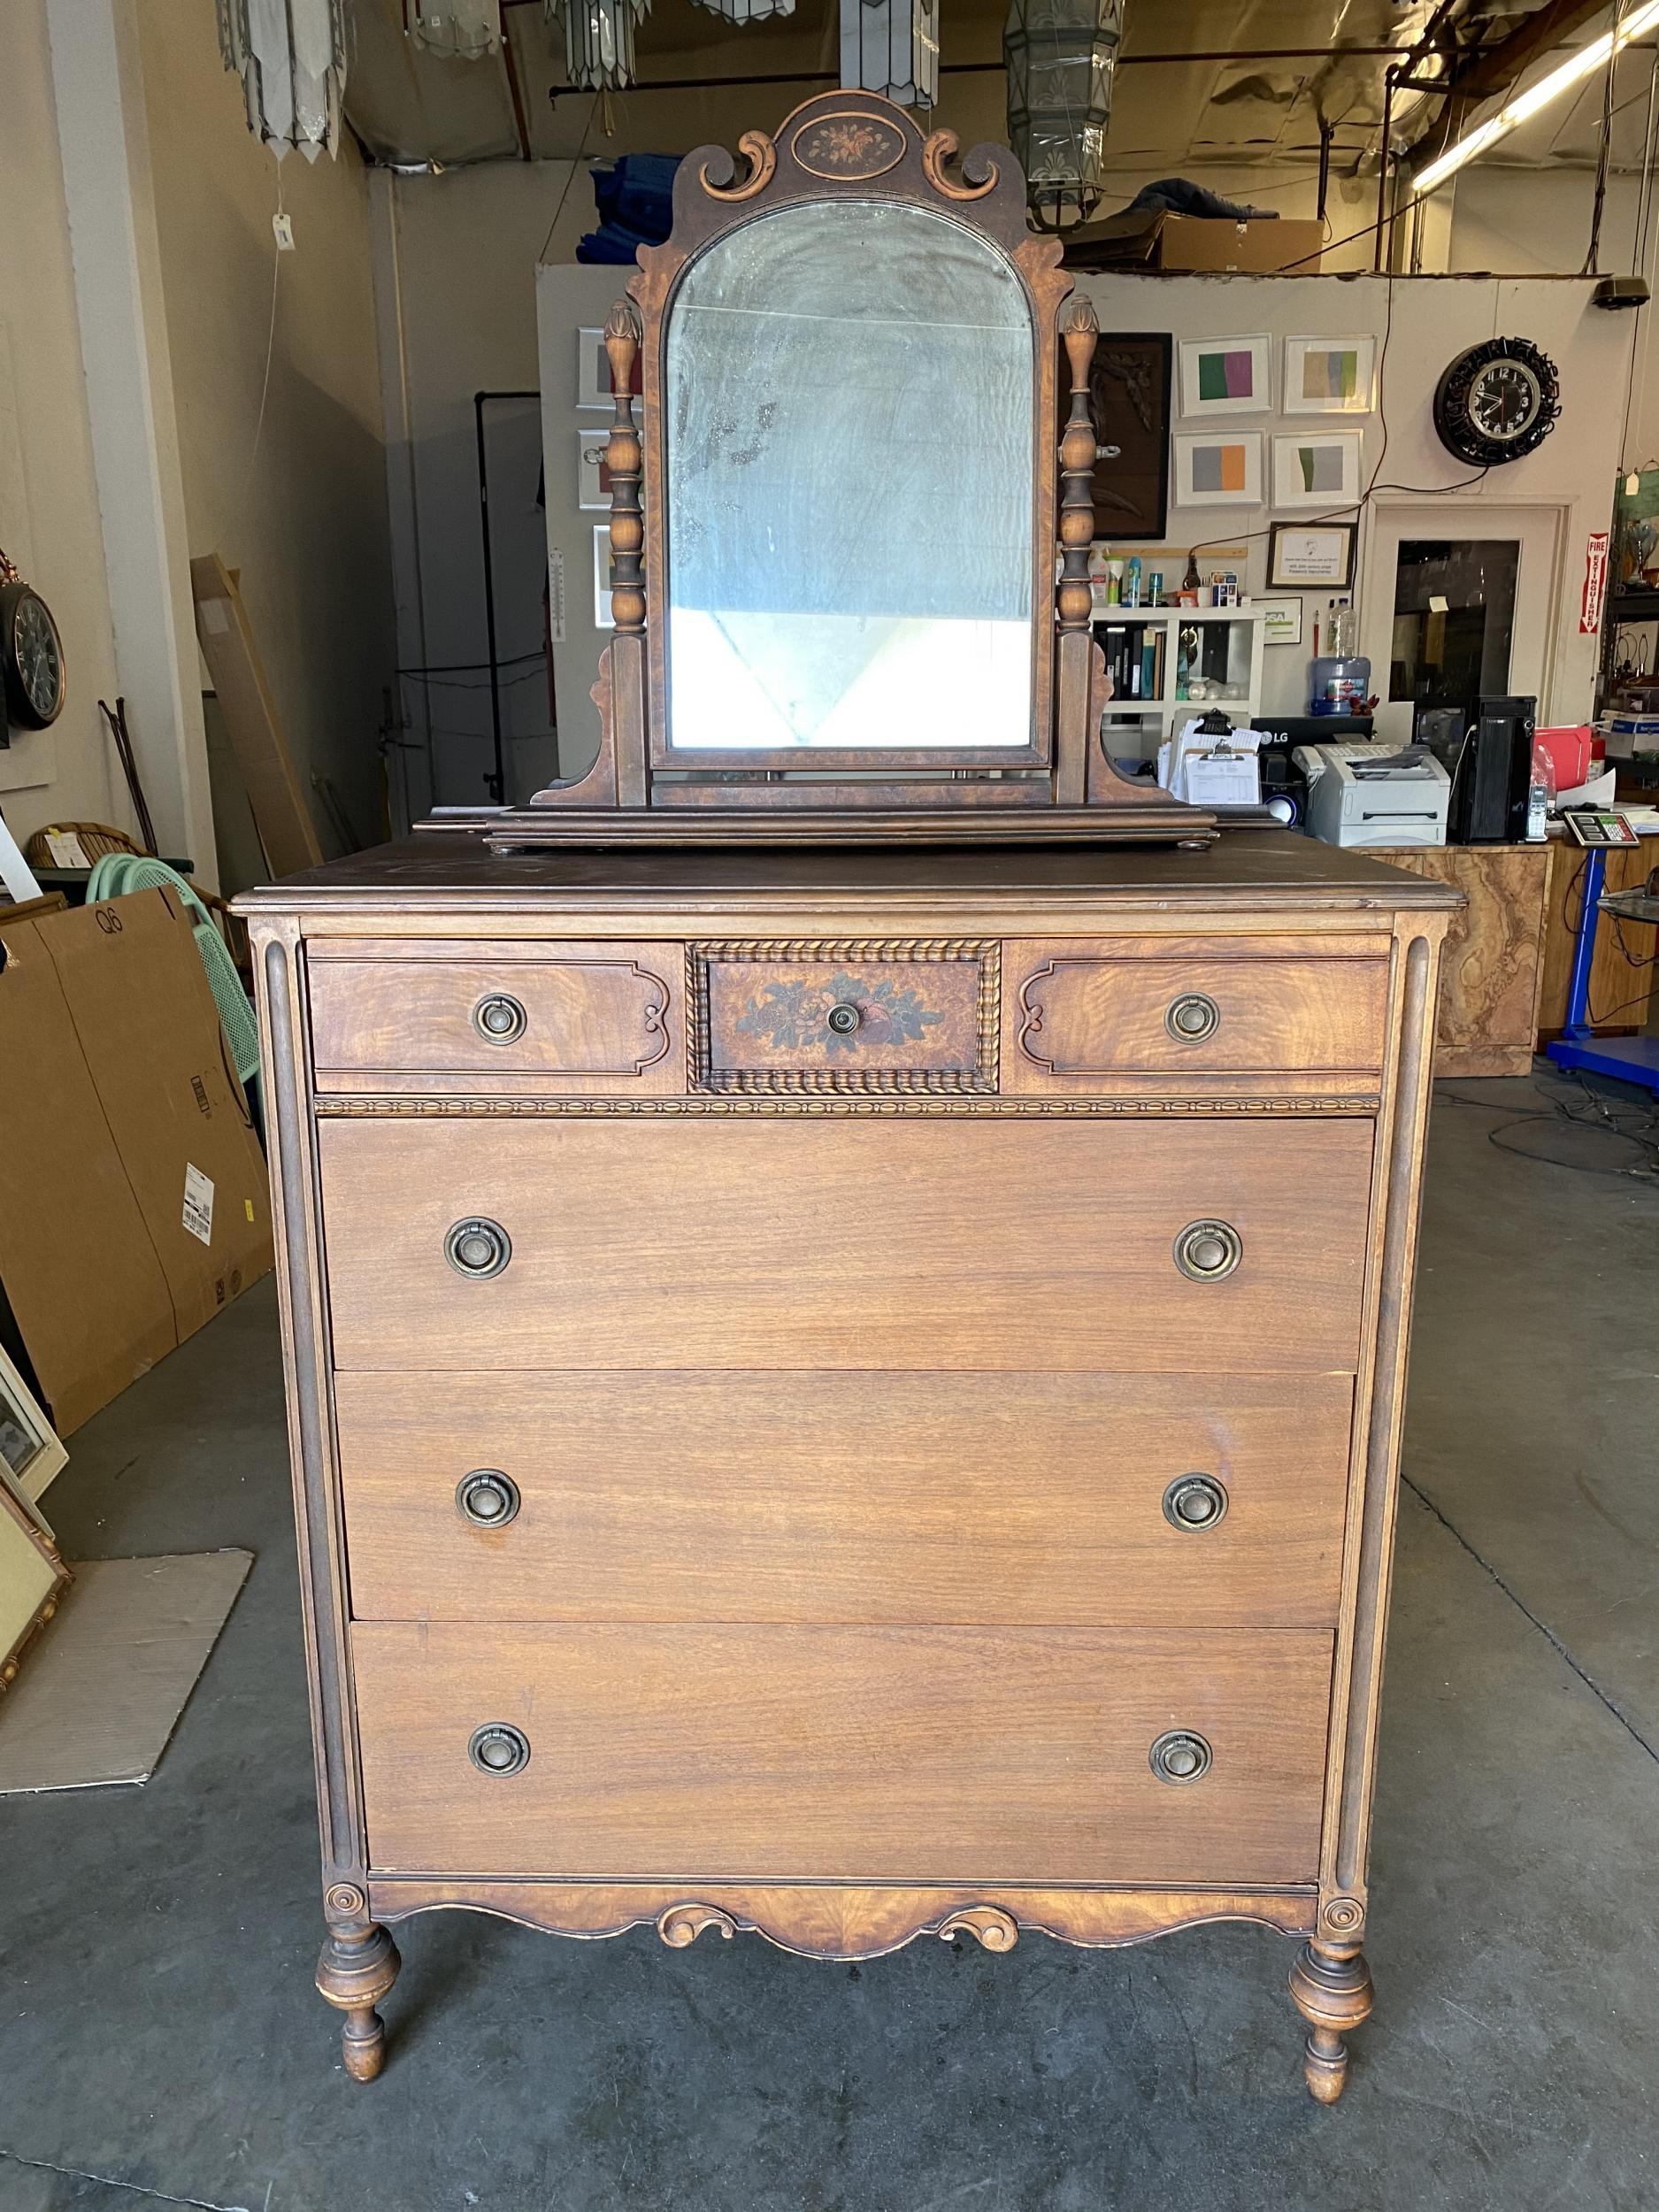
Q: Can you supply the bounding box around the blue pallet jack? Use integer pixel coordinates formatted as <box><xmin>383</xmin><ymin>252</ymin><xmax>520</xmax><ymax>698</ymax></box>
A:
<box><xmin>1546</xmin><ymin>840</ymin><xmax>1659</xmax><ymax>1094</ymax></box>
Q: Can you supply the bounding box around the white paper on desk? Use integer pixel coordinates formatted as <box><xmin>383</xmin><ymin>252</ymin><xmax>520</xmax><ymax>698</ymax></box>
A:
<box><xmin>1187</xmin><ymin>752</ymin><xmax>1260</xmax><ymax>805</ymax></box>
<box><xmin>0</xmin><ymin>812</ymin><xmax>42</xmax><ymax>903</ymax></box>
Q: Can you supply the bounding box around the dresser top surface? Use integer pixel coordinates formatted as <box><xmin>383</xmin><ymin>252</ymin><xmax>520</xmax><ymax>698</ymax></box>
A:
<box><xmin>235</xmin><ymin>831</ymin><xmax>1461</xmax><ymax>920</ymax></box>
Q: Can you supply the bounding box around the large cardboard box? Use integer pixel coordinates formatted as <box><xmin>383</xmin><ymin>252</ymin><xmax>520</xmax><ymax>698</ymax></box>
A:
<box><xmin>0</xmin><ymin>887</ymin><xmax>273</xmax><ymax>1433</ymax></box>
<box><xmin>1066</xmin><ymin>211</ymin><xmax>1325</xmax><ymax>274</ymax></box>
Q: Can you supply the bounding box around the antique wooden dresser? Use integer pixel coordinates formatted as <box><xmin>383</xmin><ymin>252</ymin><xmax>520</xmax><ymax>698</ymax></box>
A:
<box><xmin>238</xmin><ymin>94</ymin><xmax>1457</xmax><ymax>2101</ymax></box>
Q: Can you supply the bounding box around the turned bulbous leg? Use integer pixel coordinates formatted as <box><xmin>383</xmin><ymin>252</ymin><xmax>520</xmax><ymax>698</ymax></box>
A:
<box><xmin>317</xmin><ymin>1902</ymin><xmax>402</xmax><ymax>2082</ymax></box>
<box><xmin>1288</xmin><ymin>1939</ymin><xmax>1373</xmax><ymax>2104</ymax></box>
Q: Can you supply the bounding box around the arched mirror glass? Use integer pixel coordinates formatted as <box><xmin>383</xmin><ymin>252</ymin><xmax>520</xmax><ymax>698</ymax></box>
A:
<box><xmin>664</xmin><ymin>199</ymin><xmax>1036</xmax><ymax>753</ymax></box>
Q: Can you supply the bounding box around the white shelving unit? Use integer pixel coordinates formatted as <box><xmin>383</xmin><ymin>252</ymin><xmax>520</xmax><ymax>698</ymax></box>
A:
<box><xmin>1089</xmin><ymin>604</ymin><xmax>1268</xmax><ymax>764</ymax></box>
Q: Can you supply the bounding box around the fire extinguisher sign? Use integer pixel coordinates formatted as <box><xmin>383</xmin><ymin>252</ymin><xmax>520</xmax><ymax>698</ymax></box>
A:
<box><xmin>1581</xmin><ymin>530</ymin><xmax>1609</xmax><ymax>634</ymax></box>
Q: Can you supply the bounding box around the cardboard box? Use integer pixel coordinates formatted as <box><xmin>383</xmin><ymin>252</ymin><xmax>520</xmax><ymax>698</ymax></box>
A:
<box><xmin>1066</xmin><ymin>210</ymin><xmax>1325</xmax><ymax>275</ymax></box>
<box><xmin>0</xmin><ymin>887</ymin><xmax>273</xmax><ymax>1434</ymax></box>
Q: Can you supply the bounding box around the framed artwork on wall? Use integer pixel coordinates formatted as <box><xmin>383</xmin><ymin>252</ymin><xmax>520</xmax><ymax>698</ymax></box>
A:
<box><xmin>1268</xmin><ymin>521</ymin><xmax>1358</xmax><ymax>589</ymax></box>
<box><xmin>1272</xmin><ymin>430</ymin><xmax>1363</xmax><ymax>510</ymax></box>
<box><xmin>577</xmin><ymin>327</ymin><xmax>641</xmax><ymax>411</ymax></box>
<box><xmin>1256</xmin><ymin>596</ymin><xmax>1305</xmax><ymax>646</ymax></box>
<box><xmin>578</xmin><ymin>429</ymin><xmax>611</xmax><ymax>511</ymax></box>
<box><xmin>1172</xmin><ymin>429</ymin><xmax>1263</xmax><ymax>507</ymax></box>
<box><xmin>1283</xmin><ymin>336</ymin><xmax>1377</xmax><ymax>415</ymax></box>
<box><xmin>1178</xmin><ymin>334</ymin><xmax>1271</xmax><ymax>417</ymax></box>
<box><xmin>1077</xmin><ymin>332</ymin><xmax>1171</xmax><ymax>539</ymax></box>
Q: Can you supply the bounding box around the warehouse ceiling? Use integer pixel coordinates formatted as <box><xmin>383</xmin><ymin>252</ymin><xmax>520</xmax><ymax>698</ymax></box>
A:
<box><xmin>342</xmin><ymin>0</ymin><xmax>1651</xmax><ymax>188</ymax></box>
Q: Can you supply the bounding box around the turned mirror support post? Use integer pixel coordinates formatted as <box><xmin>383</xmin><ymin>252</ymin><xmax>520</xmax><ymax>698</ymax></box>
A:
<box><xmin>1054</xmin><ymin>298</ymin><xmax>1100</xmax><ymax>807</ymax></box>
<box><xmin>605</xmin><ymin>298</ymin><xmax>650</xmax><ymax>807</ymax></box>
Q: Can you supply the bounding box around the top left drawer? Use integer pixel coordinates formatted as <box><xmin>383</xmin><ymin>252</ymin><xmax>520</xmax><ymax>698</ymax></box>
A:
<box><xmin>306</xmin><ymin>941</ymin><xmax>683</xmax><ymax>1096</ymax></box>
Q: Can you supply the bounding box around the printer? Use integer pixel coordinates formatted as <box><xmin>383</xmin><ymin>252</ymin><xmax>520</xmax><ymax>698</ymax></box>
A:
<box><xmin>1292</xmin><ymin>740</ymin><xmax>1450</xmax><ymax>849</ymax></box>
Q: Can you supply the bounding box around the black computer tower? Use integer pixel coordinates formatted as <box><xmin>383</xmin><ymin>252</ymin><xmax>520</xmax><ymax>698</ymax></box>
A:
<box><xmin>1421</xmin><ymin>695</ymin><xmax>1536</xmax><ymax>842</ymax></box>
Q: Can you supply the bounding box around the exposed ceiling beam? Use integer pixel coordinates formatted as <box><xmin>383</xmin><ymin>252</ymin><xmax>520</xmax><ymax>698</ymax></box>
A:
<box><xmin>1438</xmin><ymin>0</ymin><xmax>1609</xmax><ymax>106</ymax></box>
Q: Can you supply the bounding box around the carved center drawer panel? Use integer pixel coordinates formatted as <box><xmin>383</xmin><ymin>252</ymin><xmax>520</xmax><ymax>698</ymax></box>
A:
<box><xmin>1006</xmin><ymin>934</ymin><xmax>1391</xmax><ymax>1102</ymax></box>
<box><xmin>317</xmin><ymin>1118</ymin><xmax>1374</xmax><ymax>1372</ymax></box>
<box><xmin>306</xmin><ymin>940</ymin><xmax>680</xmax><ymax>1094</ymax></box>
<box><xmin>351</xmin><ymin>1622</ymin><xmax>1334</xmax><ymax>1886</ymax></box>
<box><xmin>334</xmin><ymin>1370</ymin><xmax>1355</xmax><ymax>1627</ymax></box>
<box><xmin>689</xmin><ymin>939</ymin><xmax>997</xmax><ymax>1092</ymax></box>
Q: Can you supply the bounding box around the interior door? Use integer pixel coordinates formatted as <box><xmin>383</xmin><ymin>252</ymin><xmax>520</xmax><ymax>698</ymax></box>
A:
<box><xmin>1360</xmin><ymin>502</ymin><xmax>1564</xmax><ymax>743</ymax></box>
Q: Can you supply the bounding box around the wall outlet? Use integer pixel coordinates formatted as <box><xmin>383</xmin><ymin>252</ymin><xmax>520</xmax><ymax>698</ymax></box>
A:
<box><xmin>273</xmin><ymin>212</ymin><xmax>296</xmax><ymax>251</ymax></box>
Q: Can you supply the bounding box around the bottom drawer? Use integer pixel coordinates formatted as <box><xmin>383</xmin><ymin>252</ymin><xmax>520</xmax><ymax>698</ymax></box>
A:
<box><xmin>353</xmin><ymin>1624</ymin><xmax>1333</xmax><ymax>1887</ymax></box>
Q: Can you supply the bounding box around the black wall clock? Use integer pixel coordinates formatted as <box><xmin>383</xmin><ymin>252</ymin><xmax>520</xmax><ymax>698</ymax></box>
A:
<box><xmin>1432</xmin><ymin>337</ymin><xmax>1561</xmax><ymax>467</ymax></box>
<box><xmin>0</xmin><ymin>549</ymin><xmax>65</xmax><ymax>731</ymax></box>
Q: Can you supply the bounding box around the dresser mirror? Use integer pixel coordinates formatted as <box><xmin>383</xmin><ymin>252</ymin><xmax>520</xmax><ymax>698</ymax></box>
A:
<box><xmin>444</xmin><ymin>90</ymin><xmax>1214</xmax><ymax>846</ymax></box>
<box><xmin>664</xmin><ymin>199</ymin><xmax>1038</xmax><ymax>758</ymax></box>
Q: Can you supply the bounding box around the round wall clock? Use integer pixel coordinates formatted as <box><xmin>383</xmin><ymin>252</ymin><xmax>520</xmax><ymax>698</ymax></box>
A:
<box><xmin>1432</xmin><ymin>337</ymin><xmax>1561</xmax><ymax>467</ymax></box>
<box><xmin>0</xmin><ymin>552</ymin><xmax>65</xmax><ymax>730</ymax></box>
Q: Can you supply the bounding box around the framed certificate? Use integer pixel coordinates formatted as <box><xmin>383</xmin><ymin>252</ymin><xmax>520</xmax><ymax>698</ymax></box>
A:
<box><xmin>1267</xmin><ymin>521</ymin><xmax>1357</xmax><ymax>590</ymax></box>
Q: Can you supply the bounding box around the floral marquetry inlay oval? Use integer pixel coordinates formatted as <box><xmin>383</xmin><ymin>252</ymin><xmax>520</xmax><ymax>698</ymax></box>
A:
<box><xmin>789</xmin><ymin>111</ymin><xmax>908</xmax><ymax>181</ymax></box>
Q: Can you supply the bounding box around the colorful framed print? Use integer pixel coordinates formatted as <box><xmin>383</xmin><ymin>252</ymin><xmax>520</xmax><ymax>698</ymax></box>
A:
<box><xmin>0</xmin><ymin>1344</ymin><xmax>65</xmax><ymax>1506</ymax></box>
<box><xmin>1284</xmin><ymin>336</ymin><xmax>1376</xmax><ymax>415</ymax></box>
<box><xmin>578</xmin><ymin>429</ymin><xmax>611</xmax><ymax>511</ymax></box>
<box><xmin>577</xmin><ymin>326</ymin><xmax>641</xmax><ymax>411</ymax></box>
<box><xmin>1267</xmin><ymin>521</ymin><xmax>1357</xmax><ymax>590</ymax></box>
<box><xmin>1178</xmin><ymin>334</ymin><xmax>1271</xmax><ymax>418</ymax></box>
<box><xmin>1272</xmin><ymin>430</ymin><xmax>1363</xmax><ymax>511</ymax></box>
<box><xmin>1172</xmin><ymin>429</ymin><xmax>1263</xmax><ymax>508</ymax></box>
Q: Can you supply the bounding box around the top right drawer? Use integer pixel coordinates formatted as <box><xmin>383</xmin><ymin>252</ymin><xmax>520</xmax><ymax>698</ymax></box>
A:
<box><xmin>1005</xmin><ymin>935</ymin><xmax>1390</xmax><ymax>1101</ymax></box>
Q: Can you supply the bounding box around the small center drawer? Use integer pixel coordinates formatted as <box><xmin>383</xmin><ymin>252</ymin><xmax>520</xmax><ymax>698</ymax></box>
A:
<box><xmin>306</xmin><ymin>940</ymin><xmax>680</xmax><ymax>1094</ymax></box>
<box><xmin>690</xmin><ymin>939</ymin><xmax>996</xmax><ymax>1092</ymax></box>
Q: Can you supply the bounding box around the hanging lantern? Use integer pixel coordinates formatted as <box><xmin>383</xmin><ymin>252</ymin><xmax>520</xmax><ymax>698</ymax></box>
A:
<box><xmin>406</xmin><ymin>0</ymin><xmax>503</xmax><ymax>59</ymax></box>
<box><xmin>216</xmin><ymin>0</ymin><xmax>348</xmax><ymax>161</ymax></box>
<box><xmin>1004</xmin><ymin>0</ymin><xmax>1125</xmax><ymax>229</ymax></box>
<box><xmin>688</xmin><ymin>0</ymin><xmax>794</xmax><ymax>20</ymax></box>
<box><xmin>546</xmin><ymin>0</ymin><xmax>650</xmax><ymax>91</ymax></box>
<box><xmin>839</xmin><ymin>0</ymin><xmax>939</xmax><ymax>110</ymax></box>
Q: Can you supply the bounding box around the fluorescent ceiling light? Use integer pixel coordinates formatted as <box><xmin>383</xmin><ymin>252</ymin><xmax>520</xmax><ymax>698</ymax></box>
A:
<box><xmin>1417</xmin><ymin>0</ymin><xmax>1659</xmax><ymax>194</ymax></box>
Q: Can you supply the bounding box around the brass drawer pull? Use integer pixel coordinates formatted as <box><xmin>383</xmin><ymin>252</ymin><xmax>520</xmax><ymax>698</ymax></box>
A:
<box><xmin>472</xmin><ymin>992</ymin><xmax>527</xmax><ymax>1045</ymax></box>
<box><xmin>825</xmin><ymin>1000</ymin><xmax>863</xmax><ymax>1036</ymax></box>
<box><xmin>445</xmin><ymin>1217</ymin><xmax>512</xmax><ymax>1279</ymax></box>
<box><xmin>1163</xmin><ymin>1474</ymin><xmax>1228</xmax><ymax>1531</ymax></box>
<box><xmin>1149</xmin><ymin>1730</ymin><xmax>1212</xmax><ymax>1786</ymax></box>
<box><xmin>1165</xmin><ymin>992</ymin><xmax>1220</xmax><ymax>1044</ymax></box>
<box><xmin>456</xmin><ymin>1470</ymin><xmax>520</xmax><ymax>1527</ymax></box>
<box><xmin>469</xmin><ymin>1723</ymin><xmax>531</xmax><ymax>1777</ymax></box>
<box><xmin>1174</xmin><ymin>1219</ymin><xmax>1241</xmax><ymax>1282</ymax></box>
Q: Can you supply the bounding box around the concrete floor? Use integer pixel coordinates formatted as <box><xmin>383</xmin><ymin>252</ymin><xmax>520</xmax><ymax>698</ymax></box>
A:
<box><xmin>3</xmin><ymin>1072</ymin><xmax>1658</xmax><ymax>2212</ymax></box>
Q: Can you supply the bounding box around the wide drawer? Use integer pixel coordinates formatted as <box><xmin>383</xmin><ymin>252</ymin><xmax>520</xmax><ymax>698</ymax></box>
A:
<box><xmin>352</xmin><ymin>1623</ymin><xmax>1333</xmax><ymax>1885</ymax></box>
<box><xmin>335</xmin><ymin>1370</ymin><xmax>1354</xmax><ymax>1626</ymax></box>
<box><xmin>1005</xmin><ymin>934</ymin><xmax>1390</xmax><ymax>1102</ymax></box>
<box><xmin>319</xmin><ymin>1118</ymin><xmax>1373</xmax><ymax>1372</ymax></box>
<box><xmin>306</xmin><ymin>940</ymin><xmax>680</xmax><ymax>1094</ymax></box>
<box><xmin>689</xmin><ymin>940</ymin><xmax>995</xmax><ymax>1093</ymax></box>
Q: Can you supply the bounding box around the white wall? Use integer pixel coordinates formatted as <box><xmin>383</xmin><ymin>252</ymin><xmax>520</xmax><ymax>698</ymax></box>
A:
<box><xmin>0</xmin><ymin>0</ymin><xmax>125</xmax><ymax>845</ymax></box>
<box><xmin>134</xmin><ymin>0</ymin><xmax>396</xmax><ymax>864</ymax></box>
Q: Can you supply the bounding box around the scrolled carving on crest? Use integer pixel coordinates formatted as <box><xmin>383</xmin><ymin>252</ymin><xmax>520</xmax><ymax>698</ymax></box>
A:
<box><xmin>700</xmin><ymin>131</ymin><xmax>778</xmax><ymax>203</ymax></box>
<box><xmin>657</xmin><ymin>1901</ymin><xmax>740</xmax><ymax>1947</ymax></box>
<box><xmin>921</xmin><ymin>129</ymin><xmax>1000</xmax><ymax>203</ymax></box>
<box><xmin>937</xmin><ymin>1906</ymin><xmax>1018</xmax><ymax>1953</ymax></box>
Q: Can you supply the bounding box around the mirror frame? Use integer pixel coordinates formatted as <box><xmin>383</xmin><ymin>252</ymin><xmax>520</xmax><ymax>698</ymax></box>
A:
<box><xmin>641</xmin><ymin>124</ymin><xmax>1062</xmax><ymax>774</ymax></box>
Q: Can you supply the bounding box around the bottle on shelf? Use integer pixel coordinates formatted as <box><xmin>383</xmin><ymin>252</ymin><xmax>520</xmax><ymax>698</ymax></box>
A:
<box><xmin>1309</xmin><ymin>596</ymin><xmax>1370</xmax><ymax>716</ymax></box>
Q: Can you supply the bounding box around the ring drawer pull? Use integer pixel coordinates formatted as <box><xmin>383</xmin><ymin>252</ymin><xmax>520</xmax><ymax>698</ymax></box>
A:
<box><xmin>445</xmin><ymin>1217</ymin><xmax>512</xmax><ymax>1279</ymax></box>
<box><xmin>469</xmin><ymin>1723</ymin><xmax>531</xmax><ymax>1777</ymax></box>
<box><xmin>1174</xmin><ymin>1219</ymin><xmax>1241</xmax><ymax>1282</ymax></box>
<box><xmin>456</xmin><ymin>1470</ymin><xmax>520</xmax><ymax>1528</ymax></box>
<box><xmin>1149</xmin><ymin>1730</ymin><xmax>1212</xmax><ymax>1786</ymax></box>
<box><xmin>472</xmin><ymin>992</ymin><xmax>527</xmax><ymax>1045</ymax></box>
<box><xmin>1165</xmin><ymin>992</ymin><xmax>1220</xmax><ymax>1044</ymax></box>
<box><xmin>825</xmin><ymin>1000</ymin><xmax>863</xmax><ymax>1036</ymax></box>
<box><xmin>1163</xmin><ymin>1474</ymin><xmax>1228</xmax><ymax>1531</ymax></box>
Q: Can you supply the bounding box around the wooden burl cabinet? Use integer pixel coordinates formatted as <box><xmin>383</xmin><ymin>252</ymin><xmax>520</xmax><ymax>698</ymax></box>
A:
<box><xmin>240</xmin><ymin>833</ymin><xmax>1455</xmax><ymax>2101</ymax></box>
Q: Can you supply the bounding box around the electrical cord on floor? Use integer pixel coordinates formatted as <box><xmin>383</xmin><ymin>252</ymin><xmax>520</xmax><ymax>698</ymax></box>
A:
<box><xmin>1436</xmin><ymin>1068</ymin><xmax>1659</xmax><ymax>1181</ymax></box>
